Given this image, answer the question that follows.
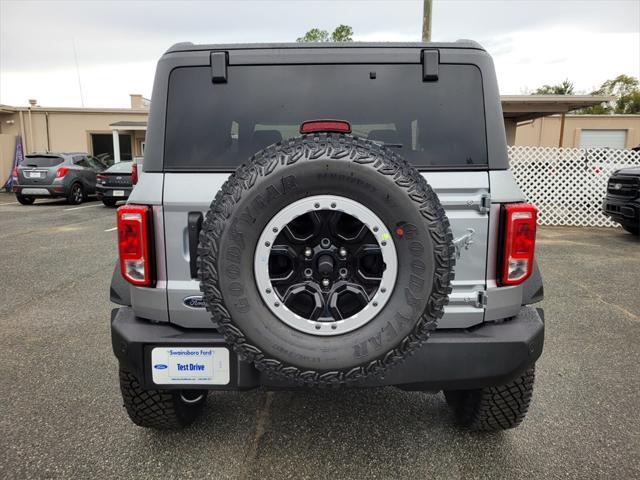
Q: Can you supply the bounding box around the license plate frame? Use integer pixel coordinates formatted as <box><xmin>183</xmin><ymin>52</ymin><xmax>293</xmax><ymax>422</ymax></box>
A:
<box><xmin>112</xmin><ymin>190</ymin><xmax>125</xmax><ymax>197</ymax></box>
<box><xmin>150</xmin><ymin>346</ymin><xmax>230</xmax><ymax>385</ymax></box>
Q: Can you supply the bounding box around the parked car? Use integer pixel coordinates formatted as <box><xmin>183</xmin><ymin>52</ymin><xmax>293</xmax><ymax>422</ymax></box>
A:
<box><xmin>96</xmin><ymin>160</ymin><xmax>135</xmax><ymax>207</ymax></box>
<box><xmin>12</xmin><ymin>152</ymin><xmax>104</xmax><ymax>205</ymax></box>
<box><xmin>95</xmin><ymin>153</ymin><xmax>115</xmax><ymax>168</ymax></box>
<box><xmin>110</xmin><ymin>41</ymin><xmax>544</xmax><ymax>432</ymax></box>
<box><xmin>603</xmin><ymin>166</ymin><xmax>640</xmax><ymax>235</ymax></box>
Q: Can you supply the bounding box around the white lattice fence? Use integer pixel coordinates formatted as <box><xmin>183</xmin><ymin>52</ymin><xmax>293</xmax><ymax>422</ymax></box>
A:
<box><xmin>509</xmin><ymin>146</ymin><xmax>640</xmax><ymax>227</ymax></box>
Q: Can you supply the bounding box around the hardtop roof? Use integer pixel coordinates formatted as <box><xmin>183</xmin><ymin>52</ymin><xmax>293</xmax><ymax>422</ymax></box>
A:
<box><xmin>165</xmin><ymin>40</ymin><xmax>485</xmax><ymax>55</ymax></box>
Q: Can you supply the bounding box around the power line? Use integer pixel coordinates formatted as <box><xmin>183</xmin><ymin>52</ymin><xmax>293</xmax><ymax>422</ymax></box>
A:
<box><xmin>72</xmin><ymin>37</ymin><xmax>85</xmax><ymax>107</ymax></box>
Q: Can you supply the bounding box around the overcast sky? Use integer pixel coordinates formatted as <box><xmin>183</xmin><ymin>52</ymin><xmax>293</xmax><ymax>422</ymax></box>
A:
<box><xmin>1</xmin><ymin>0</ymin><xmax>639</xmax><ymax>108</ymax></box>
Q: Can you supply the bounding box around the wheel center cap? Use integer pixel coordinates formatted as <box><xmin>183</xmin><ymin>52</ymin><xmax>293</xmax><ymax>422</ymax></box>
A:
<box><xmin>317</xmin><ymin>254</ymin><xmax>334</xmax><ymax>275</ymax></box>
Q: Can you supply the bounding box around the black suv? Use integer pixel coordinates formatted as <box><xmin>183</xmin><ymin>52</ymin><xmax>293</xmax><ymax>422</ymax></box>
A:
<box><xmin>603</xmin><ymin>166</ymin><xmax>640</xmax><ymax>235</ymax></box>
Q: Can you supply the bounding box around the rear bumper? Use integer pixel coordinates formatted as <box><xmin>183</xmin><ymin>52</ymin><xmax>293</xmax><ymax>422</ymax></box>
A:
<box><xmin>603</xmin><ymin>195</ymin><xmax>640</xmax><ymax>225</ymax></box>
<box><xmin>111</xmin><ymin>306</ymin><xmax>544</xmax><ymax>391</ymax></box>
<box><xmin>13</xmin><ymin>184</ymin><xmax>68</xmax><ymax>197</ymax></box>
<box><xmin>96</xmin><ymin>185</ymin><xmax>132</xmax><ymax>199</ymax></box>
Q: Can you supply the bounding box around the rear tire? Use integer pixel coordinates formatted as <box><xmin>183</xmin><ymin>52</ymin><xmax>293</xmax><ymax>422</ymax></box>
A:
<box><xmin>102</xmin><ymin>198</ymin><xmax>117</xmax><ymax>207</ymax></box>
<box><xmin>67</xmin><ymin>183</ymin><xmax>84</xmax><ymax>205</ymax></box>
<box><xmin>119</xmin><ymin>367</ymin><xmax>207</xmax><ymax>429</ymax></box>
<box><xmin>444</xmin><ymin>367</ymin><xmax>535</xmax><ymax>431</ymax></box>
<box><xmin>622</xmin><ymin>224</ymin><xmax>639</xmax><ymax>236</ymax></box>
<box><xmin>16</xmin><ymin>194</ymin><xmax>35</xmax><ymax>205</ymax></box>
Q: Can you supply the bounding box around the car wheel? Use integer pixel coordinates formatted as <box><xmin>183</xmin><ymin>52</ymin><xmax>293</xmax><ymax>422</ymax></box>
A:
<box><xmin>119</xmin><ymin>367</ymin><xmax>207</xmax><ymax>429</ymax></box>
<box><xmin>622</xmin><ymin>224</ymin><xmax>639</xmax><ymax>236</ymax></box>
<box><xmin>102</xmin><ymin>199</ymin><xmax>117</xmax><ymax>207</ymax></box>
<box><xmin>67</xmin><ymin>183</ymin><xmax>84</xmax><ymax>205</ymax></box>
<box><xmin>198</xmin><ymin>133</ymin><xmax>456</xmax><ymax>387</ymax></box>
<box><xmin>444</xmin><ymin>367</ymin><xmax>536</xmax><ymax>431</ymax></box>
<box><xmin>16</xmin><ymin>194</ymin><xmax>35</xmax><ymax>205</ymax></box>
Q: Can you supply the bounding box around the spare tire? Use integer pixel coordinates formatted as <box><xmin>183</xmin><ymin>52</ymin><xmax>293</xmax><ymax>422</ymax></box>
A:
<box><xmin>198</xmin><ymin>133</ymin><xmax>455</xmax><ymax>386</ymax></box>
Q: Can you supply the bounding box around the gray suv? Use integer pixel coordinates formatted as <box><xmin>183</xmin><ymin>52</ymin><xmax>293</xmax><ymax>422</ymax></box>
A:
<box><xmin>110</xmin><ymin>42</ymin><xmax>545</xmax><ymax>432</ymax></box>
<box><xmin>12</xmin><ymin>152</ymin><xmax>106</xmax><ymax>205</ymax></box>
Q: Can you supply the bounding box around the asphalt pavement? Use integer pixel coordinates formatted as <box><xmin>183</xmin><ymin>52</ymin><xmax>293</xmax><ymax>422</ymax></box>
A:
<box><xmin>0</xmin><ymin>191</ymin><xmax>638</xmax><ymax>479</ymax></box>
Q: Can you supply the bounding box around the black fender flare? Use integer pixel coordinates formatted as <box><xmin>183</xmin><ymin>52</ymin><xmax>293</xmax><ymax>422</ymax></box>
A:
<box><xmin>522</xmin><ymin>260</ymin><xmax>543</xmax><ymax>305</ymax></box>
<box><xmin>110</xmin><ymin>261</ymin><xmax>131</xmax><ymax>306</ymax></box>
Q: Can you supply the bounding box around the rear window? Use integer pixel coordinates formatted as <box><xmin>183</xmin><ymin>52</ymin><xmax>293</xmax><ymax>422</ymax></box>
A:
<box><xmin>23</xmin><ymin>155</ymin><xmax>63</xmax><ymax>168</ymax></box>
<box><xmin>164</xmin><ymin>64</ymin><xmax>487</xmax><ymax>171</ymax></box>
<box><xmin>106</xmin><ymin>161</ymin><xmax>133</xmax><ymax>173</ymax></box>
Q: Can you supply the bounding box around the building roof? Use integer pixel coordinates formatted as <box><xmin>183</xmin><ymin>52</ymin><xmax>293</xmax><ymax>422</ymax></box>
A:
<box><xmin>0</xmin><ymin>104</ymin><xmax>148</xmax><ymax>114</ymax></box>
<box><xmin>501</xmin><ymin>95</ymin><xmax>613</xmax><ymax>122</ymax></box>
<box><xmin>0</xmin><ymin>95</ymin><xmax>614</xmax><ymax>125</ymax></box>
<box><xmin>109</xmin><ymin>120</ymin><xmax>147</xmax><ymax>130</ymax></box>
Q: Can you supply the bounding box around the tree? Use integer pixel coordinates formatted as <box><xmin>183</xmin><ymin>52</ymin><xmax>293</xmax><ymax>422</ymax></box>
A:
<box><xmin>296</xmin><ymin>25</ymin><xmax>353</xmax><ymax>42</ymax></box>
<box><xmin>296</xmin><ymin>28</ymin><xmax>330</xmax><ymax>42</ymax></box>
<box><xmin>331</xmin><ymin>25</ymin><xmax>353</xmax><ymax>42</ymax></box>
<box><xmin>581</xmin><ymin>74</ymin><xmax>640</xmax><ymax>114</ymax></box>
<box><xmin>533</xmin><ymin>79</ymin><xmax>575</xmax><ymax>95</ymax></box>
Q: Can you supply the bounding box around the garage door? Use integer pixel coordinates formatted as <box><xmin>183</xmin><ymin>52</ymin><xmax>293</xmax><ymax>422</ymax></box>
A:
<box><xmin>580</xmin><ymin>129</ymin><xmax>627</xmax><ymax>149</ymax></box>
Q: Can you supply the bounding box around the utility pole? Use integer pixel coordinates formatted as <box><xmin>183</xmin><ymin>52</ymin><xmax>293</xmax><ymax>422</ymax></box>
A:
<box><xmin>422</xmin><ymin>0</ymin><xmax>432</xmax><ymax>42</ymax></box>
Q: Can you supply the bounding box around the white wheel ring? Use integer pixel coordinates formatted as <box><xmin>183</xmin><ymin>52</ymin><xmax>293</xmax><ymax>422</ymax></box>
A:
<box><xmin>254</xmin><ymin>195</ymin><xmax>398</xmax><ymax>336</ymax></box>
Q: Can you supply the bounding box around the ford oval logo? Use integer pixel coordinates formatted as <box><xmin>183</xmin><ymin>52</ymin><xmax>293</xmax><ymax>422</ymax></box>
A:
<box><xmin>183</xmin><ymin>295</ymin><xmax>206</xmax><ymax>309</ymax></box>
<box><xmin>153</xmin><ymin>364</ymin><xmax>168</xmax><ymax>370</ymax></box>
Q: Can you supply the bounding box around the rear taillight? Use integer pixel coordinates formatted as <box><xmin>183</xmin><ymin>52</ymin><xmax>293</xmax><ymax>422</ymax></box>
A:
<box><xmin>56</xmin><ymin>167</ymin><xmax>70</xmax><ymax>178</ymax></box>
<box><xmin>12</xmin><ymin>167</ymin><xmax>18</xmax><ymax>179</ymax></box>
<box><xmin>131</xmin><ymin>163</ymin><xmax>138</xmax><ymax>185</ymax></box>
<box><xmin>117</xmin><ymin>204</ymin><xmax>153</xmax><ymax>286</ymax></box>
<box><xmin>300</xmin><ymin>120</ymin><xmax>351</xmax><ymax>134</ymax></box>
<box><xmin>499</xmin><ymin>203</ymin><xmax>537</xmax><ymax>286</ymax></box>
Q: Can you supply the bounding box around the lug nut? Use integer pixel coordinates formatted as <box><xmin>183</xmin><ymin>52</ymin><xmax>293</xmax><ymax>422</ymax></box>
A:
<box><xmin>339</xmin><ymin>268</ymin><xmax>348</xmax><ymax>278</ymax></box>
<box><xmin>339</xmin><ymin>247</ymin><xmax>347</xmax><ymax>258</ymax></box>
<box><xmin>304</xmin><ymin>268</ymin><xmax>313</xmax><ymax>278</ymax></box>
<box><xmin>304</xmin><ymin>247</ymin><xmax>313</xmax><ymax>258</ymax></box>
<box><xmin>322</xmin><ymin>278</ymin><xmax>330</xmax><ymax>288</ymax></box>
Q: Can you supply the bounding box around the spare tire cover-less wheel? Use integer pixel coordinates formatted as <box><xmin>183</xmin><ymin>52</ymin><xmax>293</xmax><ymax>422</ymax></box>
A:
<box><xmin>198</xmin><ymin>134</ymin><xmax>455</xmax><ymax>386</ymax></box>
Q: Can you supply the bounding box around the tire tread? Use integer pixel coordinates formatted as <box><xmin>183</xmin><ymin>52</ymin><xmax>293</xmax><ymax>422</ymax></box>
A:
<box><xmin>445</xmin><ymin>368</ymin><xmax>535</xmax><ymax>431</ymax></box>
<box><xmin>198</xmin><ymin>133</ymin><xmax>456</xmax><ymax>387</ymax></box>
<box><xmin>119</xmin><ymin>367</ymin><xmax>204</xmax><ymax>429</ymax></box>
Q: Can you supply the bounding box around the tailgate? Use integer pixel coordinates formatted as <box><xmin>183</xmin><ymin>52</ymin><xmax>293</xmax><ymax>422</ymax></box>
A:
<box><xmin>18</xmin><ymin>167</ymin><xmax>56</xmax><ymax>185</ymax></box>
<box><xmin>423</xmin><ymin>172</ymin><xmax>489</xmax><ymax>329</ymax></box>
<box><xmin>162</xmin><ymin>172</ymin><xmax>490</xmax><ymax>330</ymax></box>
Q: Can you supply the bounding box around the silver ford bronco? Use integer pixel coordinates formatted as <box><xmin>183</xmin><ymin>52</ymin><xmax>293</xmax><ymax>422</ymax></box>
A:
<box><xmin>110</xmin><ymin>41</ymin><xmax>544</xmax><ymax>431</ymax></box>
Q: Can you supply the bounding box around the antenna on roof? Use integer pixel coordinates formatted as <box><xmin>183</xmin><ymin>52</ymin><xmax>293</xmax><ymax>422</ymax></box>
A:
<box><xmin>72</xmin><ymin>37</ymin><xmax>85</xmax><ymax>107</ymax></box>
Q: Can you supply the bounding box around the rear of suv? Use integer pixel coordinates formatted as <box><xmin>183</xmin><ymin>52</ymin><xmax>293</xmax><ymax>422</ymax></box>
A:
<box><xmin>110</xmin><ymin>42</ymin><xmax>545</xmax><ymax>431</ymax></box>
<box><xmin>12</xmin><ymin>152</ymin><xmax>105</xmax><ymax>205</ymax></box>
